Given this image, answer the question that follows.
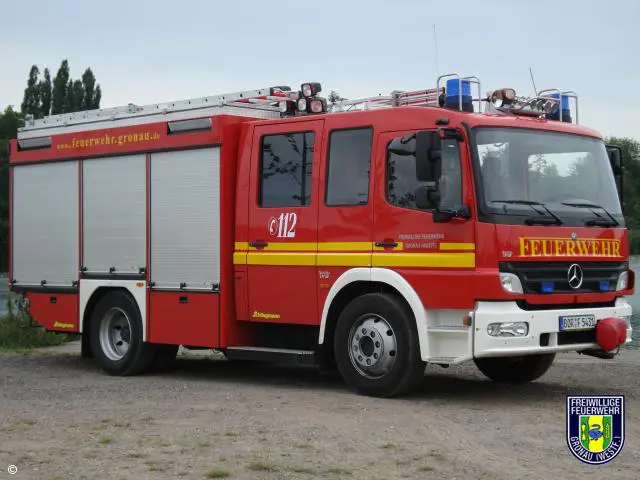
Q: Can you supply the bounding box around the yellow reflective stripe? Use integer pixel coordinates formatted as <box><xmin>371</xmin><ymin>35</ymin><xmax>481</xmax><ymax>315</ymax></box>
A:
<box><xmin>372</xmin><ymin>253</ymin><xmax>475</xmax><ymax>268</ymax></box>
<box><xmin>235</xmin><ymin>252</ymin><xmax>474</xmax><ymax>268</ymax></box>
<box><xmin>246</xmin><ymin>252</ymin><xmax>316</xmax><ymax>266</ymax></box>
<box><xmin>318</xmin><ymin>242</ymin><xmax>372</xmax><ymax>252</ymax></box>
<box><xmin>317</xmin><ymin>253</ymin><xmax>372</xmax><ymax>267</ymax></box>
<box><xmin>439</xmin><ymin>242</ymin><xmax>475</xmax><ymax>251</ymax></box>
<box><xmin>259</xmin><ymin>243</ymin><xmax>316</xmax><ymax>251</ymax></box>
<box><xmin>234</xmin><ymin>241</ymin><xmax>250</xmax><ymax>250</ymax></box>
<box><xmin>233</xmin><ymin>252</ymin><xmax>248</xmax><ymax>265</ymax></box>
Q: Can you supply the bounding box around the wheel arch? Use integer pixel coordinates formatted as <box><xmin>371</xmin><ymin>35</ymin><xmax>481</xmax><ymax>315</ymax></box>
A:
<box><xmin>319</xmin><ymin>268</ymin><xmax>429</xmax><ymax>361</ymax></box>
<box><xmin>80</xmin><ymin>279</ymin><xmax>147</xmax><ymax>340</ymax></box>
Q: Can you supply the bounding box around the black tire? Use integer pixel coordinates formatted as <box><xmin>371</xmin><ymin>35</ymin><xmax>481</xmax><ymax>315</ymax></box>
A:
<box><xmin>474</xmin><ymin>353</ymin><xmax>556</xmax><ymax>383</ymax></box>
<box><xmin>333</xmin><ymin>293</ymin><xmax>426</xmax><ymax>398</ymax></box>
<box><xmin>89</xmin><ymin>290</ymin><xmax>157</xmax><ymax>376</ymax></box>
<box><xmin>151</xmin><ymin>344</ymin><xmax>179</xmax><ymax>373</ymax></box>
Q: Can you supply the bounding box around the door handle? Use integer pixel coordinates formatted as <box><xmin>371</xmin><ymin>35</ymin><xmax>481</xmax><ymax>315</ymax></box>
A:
<box><xmin>375</xmin><ymin>241</ymin><xmax>398</xmax><ymax>248</ymax></box>
<box><xmin>249</xmin><ymin>240</ymin><xmax>269</xmax><ymax>248</ymax></box>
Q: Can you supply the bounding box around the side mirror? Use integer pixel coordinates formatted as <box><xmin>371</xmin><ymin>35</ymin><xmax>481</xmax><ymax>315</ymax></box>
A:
<box><xmin>606</xmin><ymin>144</ymin><xmax>624</xmax><ymax>208</ymax></box>
<box><xmin>414</xmin><ymin>185</ymin><xmax>440</xmax><ymax>210</ymax></box>
<box><xmin>606</xmin><ymin>145</ymin><xmax>622</xmax><ymax>174</ymax></box>
<box><xmin>415</xmin><ymin>185</ymin><xmax>472</xmax><ymax>222</ymax></box>
<box><xmin>415</xmin><ymin>131</ymin><xmax>442</xmax><ymax>183</ymax></box>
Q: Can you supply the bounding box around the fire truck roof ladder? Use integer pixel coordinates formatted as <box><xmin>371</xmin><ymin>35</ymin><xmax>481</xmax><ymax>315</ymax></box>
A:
<box><xmin>329</xmin><ymin>73</ymin><xmax>483</xmax><ymax>113</ymax></box>
<box><xmin>17</xmin><ymin>86</ymin><xmax>296</xmax><ymax>138</ymax></box>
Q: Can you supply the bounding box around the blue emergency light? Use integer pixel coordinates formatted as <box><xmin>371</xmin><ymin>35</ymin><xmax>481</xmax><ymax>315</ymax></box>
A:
<box><xmin>599</xmin><ymin>281</ymin><xmax>610</xmax><ymax>292</ymax></box>
<box><xmin>445</xmin><ymin>79</ymin><xmax>473</xmax><ymax>112</ymax></box>
<box><xmin>545</xmin><ymin>93</ymin><xmax>572</xmax><ymax>123</ymax></box>
<box><xmin>541</xmin><ymin>281</ymin><xmax>555</xmax><ymax>293</ymax></box>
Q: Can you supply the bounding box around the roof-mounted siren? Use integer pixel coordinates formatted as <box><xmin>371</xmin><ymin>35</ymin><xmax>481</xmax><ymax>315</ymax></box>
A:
<box><xmin>436</xmin><ymin>73</ymin><xmax>482</xmax><ymax>113</ymax></box>
<box><xmin>538</xmin><ymin>89</ymin><xmax>578</xmax><ymax>124</ymax></box>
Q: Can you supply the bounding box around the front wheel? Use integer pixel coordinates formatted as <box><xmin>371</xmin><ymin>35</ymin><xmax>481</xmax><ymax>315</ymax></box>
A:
<box><xmin>474</xmin><ymin>353</ymin><xmax>556</xmax><ymax>383</ymax></box>
<box><xmin>334</xmin><ymin>293</ymin><xmax>426</xmax><ymax>398</ymax></box>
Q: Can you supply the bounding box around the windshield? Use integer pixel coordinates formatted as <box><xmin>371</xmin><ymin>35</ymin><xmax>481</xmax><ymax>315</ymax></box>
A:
<box><xmin>472</xmin><ymin>128</ymin><xmax>624</xmax><ymax>227</ymax></box>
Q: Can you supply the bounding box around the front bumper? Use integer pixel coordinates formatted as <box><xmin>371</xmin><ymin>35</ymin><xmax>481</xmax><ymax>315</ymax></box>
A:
<box><xmin>473</xmin><ymin>298</ymin><xmax>633</xmax><ymax>358</ymax></box>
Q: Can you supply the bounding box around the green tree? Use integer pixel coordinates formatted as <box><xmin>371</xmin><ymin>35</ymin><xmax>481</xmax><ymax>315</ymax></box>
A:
<box><xmin>328</xmin><ymin>90</ymin><xmax>346</xmax><ymax>110</ymax></box>
<box><xmin>69</xmin><ymin>79</ymin><xmax>85</xmax><ymax>113</ymax></box>
<box><xmin>81</xmin><ymin>68</ymin><xmax>101</xmax><ymax>110</ymax></box>
<box><xmin>20</xmin><ymin>65</ymin><xmax>41</xmax><ymax>117</ymax></box>
<box><xmin>94</xmin><ymin>85</ymin><xmax>102</xmax><ymax>110</ymax></box>
<box><xmin>51</xmin><ymin>61</ymin><xmax>102</xmax><ymax>114</ymax></box>
<box><xmin>39</xmin><ymin>68</ymin><xmax>52</xmax><ymax>118</ymax></box>
<box><xmin>51</xmin><ymin>59</ymin><xmax>70</xmax><ymax>115</ymax></box>
<box><xmin>606</xmin><ymin>136</ymin><xmax>640</xmax><ymax>253</ymax></box>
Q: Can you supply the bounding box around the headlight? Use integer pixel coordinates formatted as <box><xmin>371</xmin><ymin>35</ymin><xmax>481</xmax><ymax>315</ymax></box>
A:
<box><xmin>500</xmin><ymin>272</ymin><xmax>523</xmax><ymax>294</ymax></box>
<box><xmin>616</xmin><ymin>271</ymin><xmax>629</xmax><ymax>291</ymax></box>
<box><xmin>487</xmin><ymin>322</ymin><xmax>529</xmax><ymax>337</ymax></box>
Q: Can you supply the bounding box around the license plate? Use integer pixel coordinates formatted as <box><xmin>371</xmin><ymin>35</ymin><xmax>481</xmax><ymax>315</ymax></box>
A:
<box><xmin>559</xmin><ymin>314</ymin><xmax>597</xmax><ymax>331</ymax></box>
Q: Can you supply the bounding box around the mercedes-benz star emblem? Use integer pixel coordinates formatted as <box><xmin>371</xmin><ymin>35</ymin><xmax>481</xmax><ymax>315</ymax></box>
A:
<box><xmin>567</xmin><ymin>263</ymin><xmax>583</xmax><ymax>290</ymax></box>
<box><xmin>570</xmin><ymin>232</ymin><xmax>577</xmax><ymax>241</ymax></box>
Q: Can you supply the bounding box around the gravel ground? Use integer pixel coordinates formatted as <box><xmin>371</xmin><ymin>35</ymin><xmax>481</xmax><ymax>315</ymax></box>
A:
<box><xmin>0</xmin><ymin>346</ymin><xmax>639</xmax><ymax>480</ymax></box>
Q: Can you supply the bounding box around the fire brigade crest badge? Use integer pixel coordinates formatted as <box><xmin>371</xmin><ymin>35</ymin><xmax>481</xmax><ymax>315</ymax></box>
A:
<box><xmin>566</xmin><ymin>395</ymin><xmax>624</xmax><ymax>465</ymax></box>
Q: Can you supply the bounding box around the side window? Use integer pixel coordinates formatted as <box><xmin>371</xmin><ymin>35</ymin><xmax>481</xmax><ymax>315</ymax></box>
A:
<box><xmin>386</xmin><ymin>135</ymin><xmax>462</xmax><ymax>210</ymax></box>
<box><xmin>259</xmin><ymin>132</ymin><xmax>314</xmax><ymax>207</ymax></box>
<box><xmin>325</xmin><ymin>128</ymin><xmax>373</xmax><ymax>206</ymax></box>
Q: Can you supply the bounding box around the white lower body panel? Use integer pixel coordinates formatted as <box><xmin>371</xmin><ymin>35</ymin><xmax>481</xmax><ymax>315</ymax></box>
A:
<box><xmin>472</xmin><ymin>298</ymin><xmax>633</xmax><ymax>358</ymax></box>
<box><xmin>79</xmin><ymin>279</ymin><xmax>148</xmax><ymax>340</ymax></box>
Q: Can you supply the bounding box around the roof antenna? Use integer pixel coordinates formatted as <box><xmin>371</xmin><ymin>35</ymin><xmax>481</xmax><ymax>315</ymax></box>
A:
<box><xmin>529</xmin><ymin>67</ymin><xmax>538</xmax><ymax>96</ymax></box>
<box><xmin>433</xmin><ymin>24</ymin><xmax>440</xmax><ymax>77</ymax></box>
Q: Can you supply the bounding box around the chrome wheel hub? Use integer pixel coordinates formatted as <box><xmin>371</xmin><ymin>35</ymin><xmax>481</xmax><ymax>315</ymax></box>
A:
<box><xmin>99</xmin><ymin>307</ymin><xmax>132</xmax><ymax>361</ymax></box>
<box><xmin>348</xmin><ymin>314</ymin><xmax>397</xmax><ymax>379</ymax></box>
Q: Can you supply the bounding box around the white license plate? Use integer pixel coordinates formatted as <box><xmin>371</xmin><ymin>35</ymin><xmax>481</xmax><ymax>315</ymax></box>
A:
<box><xmin>559</xmin><ymin>315</ymin><xmax>597</xmax><ymax>331</ymax></box>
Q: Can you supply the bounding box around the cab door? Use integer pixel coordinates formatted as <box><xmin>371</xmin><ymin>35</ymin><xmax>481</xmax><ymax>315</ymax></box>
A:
<box><xmin>246</xmin><ymin>120</ymin><xmax>324</xmax><ymax>325</ymax></box>
<box><xmin>372</xmin><ymin>129</ymin><xmax>475</xmax><ymax>308</ymax></box>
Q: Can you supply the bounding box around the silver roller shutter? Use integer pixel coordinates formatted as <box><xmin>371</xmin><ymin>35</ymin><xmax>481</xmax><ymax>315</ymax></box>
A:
<box><xmin>82</xmin><ymin>155</ymin><xmax>146</xmax><ymax>274</ymax></box>
<box><xmin>12</xmin><ymin>161</ymin><xmax>79</xmax><ymax>287</ymax></box>
<box><xmin>150</xmin><ymin>147</ymin><xmax>220</xmax><ymax>290</ymax></box>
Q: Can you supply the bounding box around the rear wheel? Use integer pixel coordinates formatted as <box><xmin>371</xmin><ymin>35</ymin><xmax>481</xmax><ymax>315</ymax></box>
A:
<box><xmin>474</xmin><ymin>353</ymin><xmax>556</xmax><ymax>383</ymax></box>
<box><xmin>90</xmin><ymin>290</ymin><xmax>157</xmax><ymax>376</ymax></box>
<box><xmin>334</xmin><ymin>293</ymin><xmax>425</xmax><ymax>398</ymax></box>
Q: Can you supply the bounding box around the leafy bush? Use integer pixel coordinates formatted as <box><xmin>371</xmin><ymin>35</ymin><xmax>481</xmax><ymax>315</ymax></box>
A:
<box><xmin>0</xmin><ymin>299</ymin><xmax>69</xmax><ymax>351</ymax></box>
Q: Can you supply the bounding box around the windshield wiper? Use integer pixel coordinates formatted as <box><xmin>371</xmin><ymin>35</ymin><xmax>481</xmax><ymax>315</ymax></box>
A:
<box><xmin>560</xmin><ymin>201</ymin><xmax>620</xmax><ymax>227</ymax></box>
<box><xmin>489</xmin><ymin>199</ymin><xmax>563</xmax><ymax>225</ymax></box>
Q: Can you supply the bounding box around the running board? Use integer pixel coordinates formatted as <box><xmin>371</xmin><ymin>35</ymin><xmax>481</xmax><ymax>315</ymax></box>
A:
<box><xmin>427</xmin><ymin>355</ymin><xmax>472</xmax><ymax>366</ymax></box>
<box><xmin>225</xmin><ymin>346</ymin><xmax>317</xmax><ymax>366</ymax></box>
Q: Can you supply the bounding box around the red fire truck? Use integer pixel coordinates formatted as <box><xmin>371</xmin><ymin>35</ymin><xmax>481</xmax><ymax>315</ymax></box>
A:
<box><xmin>7</xmin><ymin>73</ymin><xmax>634</xmax><ymax>397</ymax></box>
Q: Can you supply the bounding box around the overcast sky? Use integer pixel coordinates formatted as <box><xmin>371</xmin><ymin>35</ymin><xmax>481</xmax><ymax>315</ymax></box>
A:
<box><xmin>2</xmin><ymin>0</ymin><xmax>638</xmax><ymax>139</ymax></box>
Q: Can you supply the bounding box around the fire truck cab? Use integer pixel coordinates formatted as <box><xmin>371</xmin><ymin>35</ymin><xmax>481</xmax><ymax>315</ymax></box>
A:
<box><xmin>8</xmin><ymin>74</ymin><xmax>634</xmax><ymax>397</ymax></box>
